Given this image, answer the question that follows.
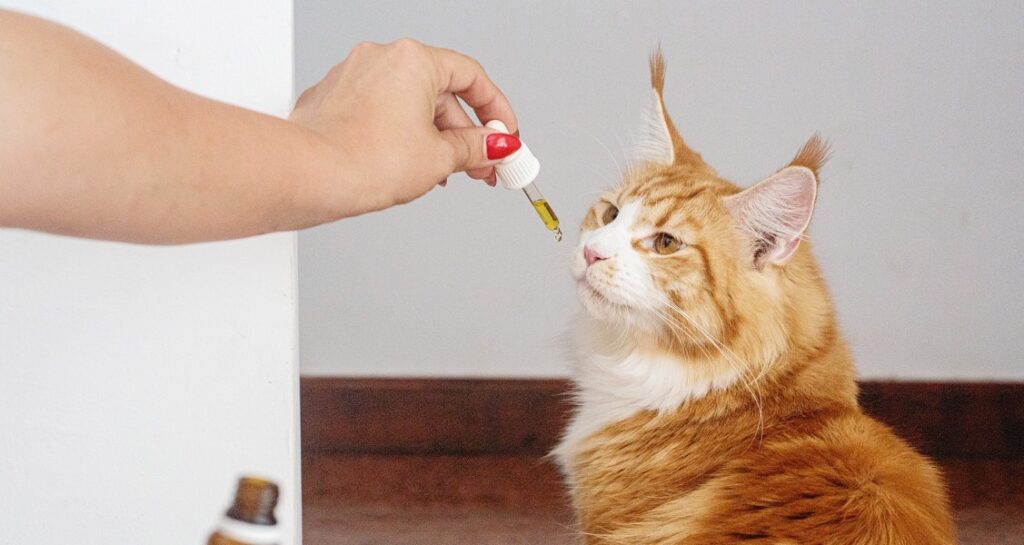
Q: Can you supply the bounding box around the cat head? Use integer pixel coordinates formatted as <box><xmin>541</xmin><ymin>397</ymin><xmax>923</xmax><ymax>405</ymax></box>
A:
<box><xmin>572</xmin><ymin>50</ymin><xmax>830</xmax><ymax>362</ymax></box>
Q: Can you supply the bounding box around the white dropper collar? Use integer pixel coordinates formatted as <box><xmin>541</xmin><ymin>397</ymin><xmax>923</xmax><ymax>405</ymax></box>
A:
<box><xmin>485</xmin><ymin>120</ymin><xmax>540</xmax><ymax>190</ymax></box>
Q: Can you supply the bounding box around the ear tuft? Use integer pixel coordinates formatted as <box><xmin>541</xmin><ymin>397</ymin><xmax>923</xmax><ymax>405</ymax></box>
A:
<box><xmin>787</xmin><ymin>134</ymin><xmax>831</xmax><ymax>180</ymax></box>
<box><xmin>630</xmin><ymin>47</ymin><xmax>711</xmax><ymax>171</ymax></box>
<box><xmin>631</xmin><ymin>47</ymin><xmax>674</xmax><ymax>165</ymax></box>
<box><xmin>724</xmin><ymin>166</ymin><xmax>818</xmax><ymax>267</ymax></box>
<box><xmin>650</xmin><ymin>46</ymin><xmax>667</xmax><ymax>95</ymax></box>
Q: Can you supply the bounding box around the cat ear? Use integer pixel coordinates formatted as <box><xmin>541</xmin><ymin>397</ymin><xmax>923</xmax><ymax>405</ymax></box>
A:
<box><xmin>631</xmin><ymin>49</ymin><xmax>710</xmax><ymax>171</ymax></box>
<box><xmin>724</xmin><ymin>166</ymin><xmax>818</xmax><ymax>268</ymax></box>
<box><xmin>633</xmin><ymin>88</ymin><xmax>676</xmax><ymax>166</ymax></box>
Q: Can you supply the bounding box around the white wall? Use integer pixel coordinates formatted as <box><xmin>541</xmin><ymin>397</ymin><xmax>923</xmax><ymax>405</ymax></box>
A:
<box><xmin>0</xmin><ymin>2</ymin><xmax>300</xmax><ymax>544</ymax></box>
<box><xmin>296</xmin><ymin>1</ymin><xmax>1023</xmax><ymax>380</ymax></box>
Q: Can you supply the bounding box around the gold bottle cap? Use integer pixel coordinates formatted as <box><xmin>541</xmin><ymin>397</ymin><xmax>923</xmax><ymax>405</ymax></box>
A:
<box><xmin>225</xmin><ymin>476</ymin><xmax>279</xmax><ymax>526</ymax></box>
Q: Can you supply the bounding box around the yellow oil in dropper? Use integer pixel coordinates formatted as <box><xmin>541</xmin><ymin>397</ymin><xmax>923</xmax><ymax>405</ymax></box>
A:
<box><xmin>523</xmin><ymin>182</ymin><xmax>562</xmax><ymax>241</ymax></box>
<box><xmin>484</xmin><ymin>119</ymin><xmax>561</xmax><ymax>242</ymax></box>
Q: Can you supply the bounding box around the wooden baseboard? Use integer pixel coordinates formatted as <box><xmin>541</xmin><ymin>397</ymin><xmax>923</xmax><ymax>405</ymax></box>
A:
<box><xmin>300</xmin><ymin>378</ymin><xmax>1024</xmax><ymax>458</ymax></box>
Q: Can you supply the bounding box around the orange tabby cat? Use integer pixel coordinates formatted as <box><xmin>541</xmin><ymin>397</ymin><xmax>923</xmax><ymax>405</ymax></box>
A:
<box><xmin>554</xmin><ymin>50</ymin><xmax>956</xmax><ymax>544</ymax></box>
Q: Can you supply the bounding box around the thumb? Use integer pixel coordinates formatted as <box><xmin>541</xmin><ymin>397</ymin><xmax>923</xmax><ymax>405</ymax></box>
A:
<box><xmin>436</xmin><ymin>127</ymin><xmax>521</xmax><ymax>174</ymax></box>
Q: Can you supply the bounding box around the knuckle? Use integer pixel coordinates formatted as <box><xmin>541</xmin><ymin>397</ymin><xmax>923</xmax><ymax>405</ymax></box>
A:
<box><xmin>454</xmin><ymin>135</ymin><xmax>474</xmax><ymax>168</ymax></box>
<box><xmin>390</xmin><ymin>39</ymin><xmax>430</xmax><ymax>64</ymax></box>
<box><xmin>392</xmin><ymin>38</ymin><xmax>422</xmax><ymax>51</ymax></box>
<box><xmin>457</xmin><ymin>53</ymin><xmax>486</xmax><ymax>78</ymax></box>
<box><xmin>294</xmin><ymin>85</ymin><xmax>317</xmax><ymax>106</ymax></box>
<box><xmin>350</xmin><ymin>41</ymin><xmax>376</xmax><ymax>55</ymax></box>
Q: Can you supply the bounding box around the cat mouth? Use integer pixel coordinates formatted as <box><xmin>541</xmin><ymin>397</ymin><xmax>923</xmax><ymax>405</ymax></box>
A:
<box><xmin>577</xmin><ymin>279</ymin><xmax>627</xmax><ymax>311</ymax></box>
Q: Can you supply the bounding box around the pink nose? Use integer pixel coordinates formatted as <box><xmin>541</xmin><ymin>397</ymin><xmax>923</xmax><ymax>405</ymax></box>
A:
<box><xmin>584</xmin><ymin>246</ymin><xmax>608</xmax><ymax>267</ymax></box>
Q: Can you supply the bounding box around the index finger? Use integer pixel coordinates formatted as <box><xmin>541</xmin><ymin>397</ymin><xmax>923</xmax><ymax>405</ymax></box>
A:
<box><xmin>430</xmin><ymin>47</ymin><xmax>518</xmax><ymax>135</ymax></box>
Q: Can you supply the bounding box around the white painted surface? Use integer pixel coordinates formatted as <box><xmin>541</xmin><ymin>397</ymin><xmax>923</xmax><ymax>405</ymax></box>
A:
<box><xmin>0</xmin><ymin>2</ymin><xmax>300</xmax><ymax>544</ymax></box>
<box><xmin>296</xmin><ymin>1</ymin><xmax>1023</xmax><ymax>380</ymax></box>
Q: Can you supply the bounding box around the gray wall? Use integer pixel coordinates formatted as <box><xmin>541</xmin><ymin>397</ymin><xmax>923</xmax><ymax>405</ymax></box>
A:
<box><xmin>2</xmin><ymin>2</ymin><xmax>300</xmax><ymax>543</ymax></box>
<box><xmin>296</xmin><ymin>1</ymin><xmax>1023</xmax><ymax>379</ymax></box>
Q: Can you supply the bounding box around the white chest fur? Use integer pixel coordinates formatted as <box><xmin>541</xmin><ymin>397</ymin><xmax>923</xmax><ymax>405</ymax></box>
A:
<box><xmin>553</xmin><ymin>321</ymin><xmax>738</xmax><ymax>474</ymax></box>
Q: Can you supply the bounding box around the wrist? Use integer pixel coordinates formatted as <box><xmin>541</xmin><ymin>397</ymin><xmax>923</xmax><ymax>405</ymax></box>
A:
<box><xmin>286</xmin><ymin>125</ymin><xmax>413</xmax><ymax>230</ymax></box>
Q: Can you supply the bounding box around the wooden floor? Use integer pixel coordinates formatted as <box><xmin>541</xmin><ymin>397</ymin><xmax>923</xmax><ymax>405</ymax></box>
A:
<box><xmin>303</xmin><ymin>454</ymin><xmax>1024</xmax><ymax>545</ymax></box>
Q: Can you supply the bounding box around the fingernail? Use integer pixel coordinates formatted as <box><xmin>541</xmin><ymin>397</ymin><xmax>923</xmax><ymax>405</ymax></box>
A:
<box><xmin>486</xmin><ymin>133</ymin><xmax>521</xmax><ymax>160</ymax></box>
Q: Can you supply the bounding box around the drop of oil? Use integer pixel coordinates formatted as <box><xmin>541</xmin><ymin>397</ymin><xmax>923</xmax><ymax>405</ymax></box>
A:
<box><xmin>554</xmin><ymin>228</ymin><xmax>563</xmax><ymax>242</ymax></box>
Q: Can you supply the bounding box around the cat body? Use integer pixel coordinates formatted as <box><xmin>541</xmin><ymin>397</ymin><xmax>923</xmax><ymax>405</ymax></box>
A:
<box><xmin>555</xmin><ymin>52</ymin><xmax>955</xmax><ymax>545</ymax></box>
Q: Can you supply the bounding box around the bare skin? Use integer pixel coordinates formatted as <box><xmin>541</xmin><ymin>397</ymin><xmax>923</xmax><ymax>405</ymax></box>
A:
<box><xmin>0</xmin><ymin>9</ymin><xmax>517</xmax><ymax>244</ymax></box>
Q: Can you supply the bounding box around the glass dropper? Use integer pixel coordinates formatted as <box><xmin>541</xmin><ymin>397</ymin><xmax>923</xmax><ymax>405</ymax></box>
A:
<box><xmin>522</xmin><ymin>182</ymin><xmax>562</xmax><ymax>241</ymax></box>
<box><xmin>485</xmin><ymin>120</ymin><xmax>562</xmax><ymax>242</ymax></box>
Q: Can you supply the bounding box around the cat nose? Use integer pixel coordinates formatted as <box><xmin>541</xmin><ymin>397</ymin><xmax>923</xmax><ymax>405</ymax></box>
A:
<box><xmin>584</xmin><ymin>246</ymin><xmax>608</xmax><ymax>267</ymax></box>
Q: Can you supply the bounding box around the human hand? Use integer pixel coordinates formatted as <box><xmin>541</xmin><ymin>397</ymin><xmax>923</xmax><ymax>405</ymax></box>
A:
<box><xmin>290</xmin><ymin>39</ymin><xmax>521</xmax><ymax>215</ymax></box>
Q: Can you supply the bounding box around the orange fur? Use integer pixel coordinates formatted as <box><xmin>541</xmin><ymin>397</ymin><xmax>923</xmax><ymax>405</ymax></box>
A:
<box><xmin>787</xmin><ymin>134</ymin><xmax>831</xmax><ymax>179</ymax></box>
<box><xmin>559</xmin><ymin>52</ymin><xmax>955</xmax><ymax>544</ymax></box>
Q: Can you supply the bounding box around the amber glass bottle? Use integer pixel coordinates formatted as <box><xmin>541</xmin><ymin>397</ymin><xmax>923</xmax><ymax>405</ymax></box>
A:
<box><xmin>207</xmin><ymin>476</ymin><xmax>280</xmax><ymax>545</ymax></box>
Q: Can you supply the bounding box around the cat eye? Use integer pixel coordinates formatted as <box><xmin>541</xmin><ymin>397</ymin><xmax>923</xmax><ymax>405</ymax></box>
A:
<box><xmin>653</xmin><ymin>233</ymin><xmax>683</xmax><ymax>255</ymax></box>
<box><xmin>601</xmin><ymin>204</ymin><xmax>619</xmax><ymax>225</ymax></box>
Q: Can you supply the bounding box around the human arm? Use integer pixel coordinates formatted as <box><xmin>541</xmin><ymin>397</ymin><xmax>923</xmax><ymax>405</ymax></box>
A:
<box><xmin>0</xmin><ymin>9</ymin><xmax>517</xmax><ymax>243</ymax></box>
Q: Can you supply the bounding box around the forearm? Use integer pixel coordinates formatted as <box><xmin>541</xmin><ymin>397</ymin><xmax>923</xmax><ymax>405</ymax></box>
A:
<box><xmin>0</xmin><ymin>9</ymin><xmax>344</xmax><ymax>244</ymax></box>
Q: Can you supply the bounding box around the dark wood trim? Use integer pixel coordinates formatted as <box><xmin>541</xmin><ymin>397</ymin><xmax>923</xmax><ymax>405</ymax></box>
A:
<box><xmin>301</xmin><ymin>378</ymin><xmax>571</xmax><ymax>455</ymax></box>
<box><xmin>301</xmin><ymin>378</ymin><xmax>1024</xmax><ymax>458</ymax></box>
<box><xmin>858</xmin><ymin>381</ymin><xmax>1024</xmax><ymax>458</ymax></box>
